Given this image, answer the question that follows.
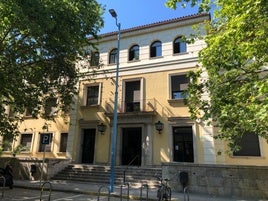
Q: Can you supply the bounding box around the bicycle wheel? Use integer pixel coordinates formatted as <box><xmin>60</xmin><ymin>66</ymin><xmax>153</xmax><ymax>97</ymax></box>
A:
<box><xmin>165</xmin><ymin>187</ymin><xmax>172</xmax><ymax>201</ymax></box>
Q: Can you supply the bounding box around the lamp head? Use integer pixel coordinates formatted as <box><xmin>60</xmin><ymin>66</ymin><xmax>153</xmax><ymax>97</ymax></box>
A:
<box><xmin>109</xmin><ymin>9</ymin><xmax>117</xmax><ymax>18</ymax></box>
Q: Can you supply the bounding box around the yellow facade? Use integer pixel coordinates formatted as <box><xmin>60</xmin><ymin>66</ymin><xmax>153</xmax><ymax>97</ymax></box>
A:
<box><xmin>2</xmin><ymin>13</ymin><xmax>268</xmax><ymax>168</ymax></box>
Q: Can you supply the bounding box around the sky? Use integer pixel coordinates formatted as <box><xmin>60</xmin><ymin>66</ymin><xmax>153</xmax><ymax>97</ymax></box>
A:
<box><xmin>97</xmin><ymin>0</ymin><xmax>199</xmax><ymax>34</ymax></box>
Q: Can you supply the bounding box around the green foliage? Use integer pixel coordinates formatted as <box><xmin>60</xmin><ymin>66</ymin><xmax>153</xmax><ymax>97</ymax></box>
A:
<box><xmin>167</xmin><ymin>0</ymin><xmax>268</xmax><ymax>150</ymax></box>
<box><xmin>0</xmin><ymin>0</ymin><xmax>104</xmax><ymax>137</ymax></box>
<box><xmin>165</xmin><ymin>0</ymin><xmax>212</xmax><ymax>12</ymax></box>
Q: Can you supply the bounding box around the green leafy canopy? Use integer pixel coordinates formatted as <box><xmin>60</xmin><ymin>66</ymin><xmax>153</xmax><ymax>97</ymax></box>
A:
<box><xmin>0</xmin><ymin>0</ymin><xmax>104</xmax><ymax>138</ymax></box>
<box><xmin>166</xmin><ymin>0</ymin><xmax>268</xmax><ymax>150</ymax></box>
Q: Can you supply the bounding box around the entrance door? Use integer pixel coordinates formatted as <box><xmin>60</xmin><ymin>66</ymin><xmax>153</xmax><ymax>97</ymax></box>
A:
<box><xmin>122</xmin><ymin>127</ymin><xmax>142</xmax><ymax>166</ymax></box>
<box><xmin>173</xmin><ymin>127</ymin><xmax>194</xmax><ymax>162</ymax></box>
<box><xmin>82</xmin><ymin>129</ymin><xmax>96</xmax><ymax>164</ymax></box>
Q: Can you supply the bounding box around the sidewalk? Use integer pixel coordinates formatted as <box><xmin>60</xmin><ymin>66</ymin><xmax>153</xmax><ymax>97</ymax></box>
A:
<box><xmin>13</xmin><ymin>179</ymin><xmax>264</xmax><ymax>201</ymax></box>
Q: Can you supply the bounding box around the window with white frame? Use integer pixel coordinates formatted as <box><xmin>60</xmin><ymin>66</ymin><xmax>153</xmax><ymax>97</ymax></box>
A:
<box><xmin>20</xmin><ymin>133</ymin><xmax>33</xmax><ymax>151</ymax></box>
<box><xmin>173</xmin><ymin>36</ymin><xmax>187</xmax><ymax>54</ymax></box>
<box><xmin>83</xmin><ymin>84</ymin><xmax>101</xmax><ymax>106</ymax></box>
<box><xmin>233</xmin><ymin>132</ymin><xmax>261</xmax><ymax>157</ymax></box>
<box><xmin>90</xmin><ymin>51</ymin><xmax>100</xmax><ymax>66</ymax></box>
<box><xmin>150</xmin><ymin>41</ymin><xmax>162</xmax><ymax>58</ymax></box>
<box><xmin>109</xmin><ymin>48</ymin><xmax>117</xmax><ymax>64</ymax></box>
<box><xmin>170</xmin><ymin>74</ymin><xmax>189</xmax><ymax>99</ymax></box>
<box><xmin>129</xmin><ymin>45</ymin><xmax>139</xmax><ymax>61</ymax></box>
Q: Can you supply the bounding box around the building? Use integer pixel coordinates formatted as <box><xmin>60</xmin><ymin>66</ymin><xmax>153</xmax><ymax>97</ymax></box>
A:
<box><xmin>1</xmin><ymin>13</ymin><xmax>268</xmax><ymax>168</ymax></box>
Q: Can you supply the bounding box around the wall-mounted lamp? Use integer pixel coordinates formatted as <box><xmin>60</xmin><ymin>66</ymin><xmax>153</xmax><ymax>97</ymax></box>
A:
<box><xmin>155</xmin><ymin>121</ymin><xmax>164</xmax><ymax>134</ymax></box>
<box><xmin>97</xmin><ymin>123</ymin><xmax>107</xmax><ymax>135</ymax></box>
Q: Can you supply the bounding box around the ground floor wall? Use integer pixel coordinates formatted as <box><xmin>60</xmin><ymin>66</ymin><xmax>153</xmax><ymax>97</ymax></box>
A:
<box><xmin>162</xmin><ymin>162</ymin><xmax>268</xmax><ymax>199</ymax></box>
<box><xmin>0</xmin><ymin>157</ymin><xmax>70</xmax><ymax>180</ymax></box>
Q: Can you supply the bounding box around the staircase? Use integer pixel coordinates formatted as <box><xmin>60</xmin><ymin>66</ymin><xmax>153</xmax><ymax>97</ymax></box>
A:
<box><xmin>52</xmin><ymin>164</ymin><xmax>161</xmax><ymax>188</ymax></box>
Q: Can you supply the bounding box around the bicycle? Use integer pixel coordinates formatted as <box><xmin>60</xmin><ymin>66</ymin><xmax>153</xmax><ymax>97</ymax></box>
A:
<box><xmin>155</xmin><ymin>175</ymin><xmax>172</xmax><ymax>201</ymax></box>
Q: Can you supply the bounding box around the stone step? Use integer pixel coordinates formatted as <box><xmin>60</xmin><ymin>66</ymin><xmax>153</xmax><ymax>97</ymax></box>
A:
<box><xmin>52</xmin><ymin>165</ymin><xmax>161</xmax><ymax>188</ymax></box>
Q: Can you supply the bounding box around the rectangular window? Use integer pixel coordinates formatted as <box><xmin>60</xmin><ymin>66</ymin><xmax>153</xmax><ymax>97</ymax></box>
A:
<box><xmin>44</xmin><ymin>98</ymin><xmax>57</xmax><ymax>117</ymax></box>
<box><xmin>1</xmin><ymin>135</ymin><xmax>13</xmax><ymax>151</ymax></box>
<box><xmin>39</xmin><ymin>133</ymin><xmax>53</xmax><ymax>152</ymax></box>
<box><xmin>84</xmin><ymin>85</ymin><xmax>101</xmax><ymax>106</ymax></box>
<box><xmin>125</xmin><ymin>81</ymin><xmax>141</xmax><ymax>112</ymax></box>
<box><xmin>233</xmin><ymin>133</ymin><xmax>261</xmax><ymax>156</ymax></box>
<box><xmin>171</xmin><ymin>74</ymin><xmax>189</xmax><ymax>99</ymax></box>
<box><xmin>24</xmin><ymin>108</ymin><xmax>33</xmax><ymax>117</ymax></box>
<box><xmin>90</xmin><ymin>51</ymin><xmax>100</xmax><ymax>66</ymax></box>
<box><xmin>20</xmin><ymin>133</ymin><xmax>33</xmax><ymax>151</ymax></box>
<box><xmin>59</xmin><ymin>133</ymin><xmax>68</xmax><ymax>152</ymax></box>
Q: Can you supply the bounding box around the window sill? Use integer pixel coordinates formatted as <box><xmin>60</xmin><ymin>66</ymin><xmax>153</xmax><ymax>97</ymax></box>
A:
<box><xmin>168</xmin><ymin>99</ymin><xmax>186</xmax><ymax>104</ymax></box>
<box><xmin>80</xmin><ymin>105</ymin><xmax>100</xmax><ymax>109</ymax></box>
<box><xmin>149</xmin><ymin>56</ymin><xmax>163</xmax><ymax>60</ymax></box>
<box><xmin>230</xmin><ymin>155</ymin><xmax>264</xmax><ymax>159</ymax></box>
<box><xmin>57</xmin><ymin>152</ymin><xmax>66</xmax><ymax>156</ymax></box>
<box><xmin>128</xmin><ymin>59</ymin><xmax>140</xmax><ymax>63</ymax></box>
<box><xmin>23</xmin><ymin>116</ymin><xmax>35</xmax><ymax>119</ymax></box>
<box><xmin>173</xmin><ymin>52</ymin><xmax>189</xmax><ymax>56</ymax></box>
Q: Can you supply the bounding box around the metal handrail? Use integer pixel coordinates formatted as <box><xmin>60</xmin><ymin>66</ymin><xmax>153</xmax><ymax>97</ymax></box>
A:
<box><xmin>140</xmin><ymin>184</ymin><xmax>149</xmax><ymax>201</ymax></box>
<box><xmin>120</xmin><ymin>183</ymin><xmax>130</xmax><ymax>201</ymax></box>
<box><xmin>123</xmin><ymin>154</ymin><xmax>139</xmax><ymax>184</ymax></box>
<box><xmin>183</xmin><ymin>186</ymin><xmax>189</xmax><ymax>201</ymax></box>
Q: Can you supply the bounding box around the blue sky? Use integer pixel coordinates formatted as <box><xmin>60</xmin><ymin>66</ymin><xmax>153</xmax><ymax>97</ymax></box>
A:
<box><xmin>97</xmin><ymin>0</ymin><xmax>199</xmax><ymax>34</ymax></box>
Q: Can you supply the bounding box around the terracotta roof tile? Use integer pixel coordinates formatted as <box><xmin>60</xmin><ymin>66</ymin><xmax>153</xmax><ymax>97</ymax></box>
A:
<box><xmin>99</xmin><ymin>13</ymin><xmax>210</xmax><ymax>38</ymax></box>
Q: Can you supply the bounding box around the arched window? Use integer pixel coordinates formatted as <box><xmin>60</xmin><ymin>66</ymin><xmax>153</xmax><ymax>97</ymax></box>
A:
<box><xmin>129</xmin><ymin>45</ymin><xmax>139</xmax><ymax>61</ymax></box>
<box><xmin>173</xmin><ymin>37</ymin><xmax>186</xmax><ymax>54</ymax></box>
<box><xmin>90</xmin><ymin>51</ymin><xmax>99</xmax><ymax>66</ymax></box>
<box><xmin>109</xmin><ymin>48</ymin><xmax>117</xmax><ymax>64</ymax></box>
<box><xmin>150</xmin><ymin>41</ymin><xmax>162</xmax><ymax>58</ymax></box>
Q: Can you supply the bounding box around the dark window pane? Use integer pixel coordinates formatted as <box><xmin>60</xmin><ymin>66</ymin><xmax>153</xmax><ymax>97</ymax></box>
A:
<box><xmin>173</xmin><ymin>127</ymin><xmax>194</xmax><ymax>162</ymax></box>
<box><xmin>44</xmin><ymin>97</ymin><xmax>57</xmax><ymax>117</ymax></box>
<box><xmin>90</xmin><ymin>51</ymin><xmax>99</xmax><ymax>66</ymax></box>
<box><xmin>20</xmin><ymin>134</ymin><xmax>32</xmax><ymax>151</ymax></box>
<box><xmin>129</xmin><ymin>45</ymin><xmax>139</xmax><ymax>61</ymax></box>
<box><xmin>150</xmin><ymin>41</ymin><xmax>162</xmax><ymax>57</ymax></box>
<box><xmin>171</xmin><ymin>74</ymin><xmax>189</xmax><ymax>99</ymax></box>
<box><xmin>2</xmin><ymin>135</ymin><xmax>13</xmax><ymax>151</ymax></box>
<box><xmin>87</xmin><ymin>85</ymin><xmax>99</xmax><ymax>105</ymax></box>
<box><xmin>60</xmin><ymin>133</ymin><xmax>68</xmax><ymax>152</ymax></box>
<box><xmin>109</xmin><ymin>48</ymin><xmax>117</xmax><ymax>64</ymax></box>
<box><xmin>233</xmin><ymin>133</ymin><xmax>261</xmax><ymax>156</ymax></box>
<box><xmin>174</xmin><ymin>37</ymin><xmax>187</xmax><ymax>54</ymax></box>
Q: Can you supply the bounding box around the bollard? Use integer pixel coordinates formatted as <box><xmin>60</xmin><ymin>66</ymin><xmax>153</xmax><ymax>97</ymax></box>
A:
<box><xmin>120</xmin><ymin>183</ymin><xmax>130</xmax><ymax>201</ymax></box>
<box><xmin>40</xmin><ymin>181</ymin><xmax>52</xmax><ymax>201</ymax></box>
<box><xmin>140</xmin><ymin>184</ymin><xmax>149</xmax><ymax>201</ymax></box>
<box><xmin>97</xmin><ymin>185</ymin><xmax>110</xmax><ymax>201</ymax></box>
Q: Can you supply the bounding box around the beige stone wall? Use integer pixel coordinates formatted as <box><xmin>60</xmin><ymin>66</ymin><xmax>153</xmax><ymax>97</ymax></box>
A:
<box><xmin>0</xmin><ymin>157</ymin><xmax>70</xmax><ymax>180</ymax></box>
<box><xmin>162</xmin><ymin>162</ymin><xmax>268</xmax><ymax>199</ymax></box>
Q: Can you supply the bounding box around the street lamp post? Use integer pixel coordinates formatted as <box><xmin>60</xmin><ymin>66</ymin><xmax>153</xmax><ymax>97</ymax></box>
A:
<box><xmin>109</xmin><ymin>8</ymin><xmax>121</xmax><ymax>193</ymax></box>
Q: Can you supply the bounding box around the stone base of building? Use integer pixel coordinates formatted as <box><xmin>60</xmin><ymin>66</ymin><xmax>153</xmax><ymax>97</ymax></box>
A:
<box><xmin>162</xmin><ymin>162</ymin><xmax>268</xmax><ymax>199</ymax></box>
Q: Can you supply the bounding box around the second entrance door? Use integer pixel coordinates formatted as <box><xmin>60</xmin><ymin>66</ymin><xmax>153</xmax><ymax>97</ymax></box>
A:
<box><xmin>82</xmin><ymin>129</ymin><xmax>96</xmax><ymax>164</ymax></box>
<box><xmin>122</xmin><ymin>127</ymin><xmax>142</xmax><ymax>166</ymax></box>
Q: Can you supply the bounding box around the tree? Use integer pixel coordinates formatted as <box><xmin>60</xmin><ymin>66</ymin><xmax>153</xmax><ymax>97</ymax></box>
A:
<box><xmin>0</xmin><ymin>0</ymin><xmax>104</xmax><ymax>139</ymax></box>
<box><xmin>166</xmin><ymin>0</ymin><xmax>268</xmax><ymax>151</ymax></box>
